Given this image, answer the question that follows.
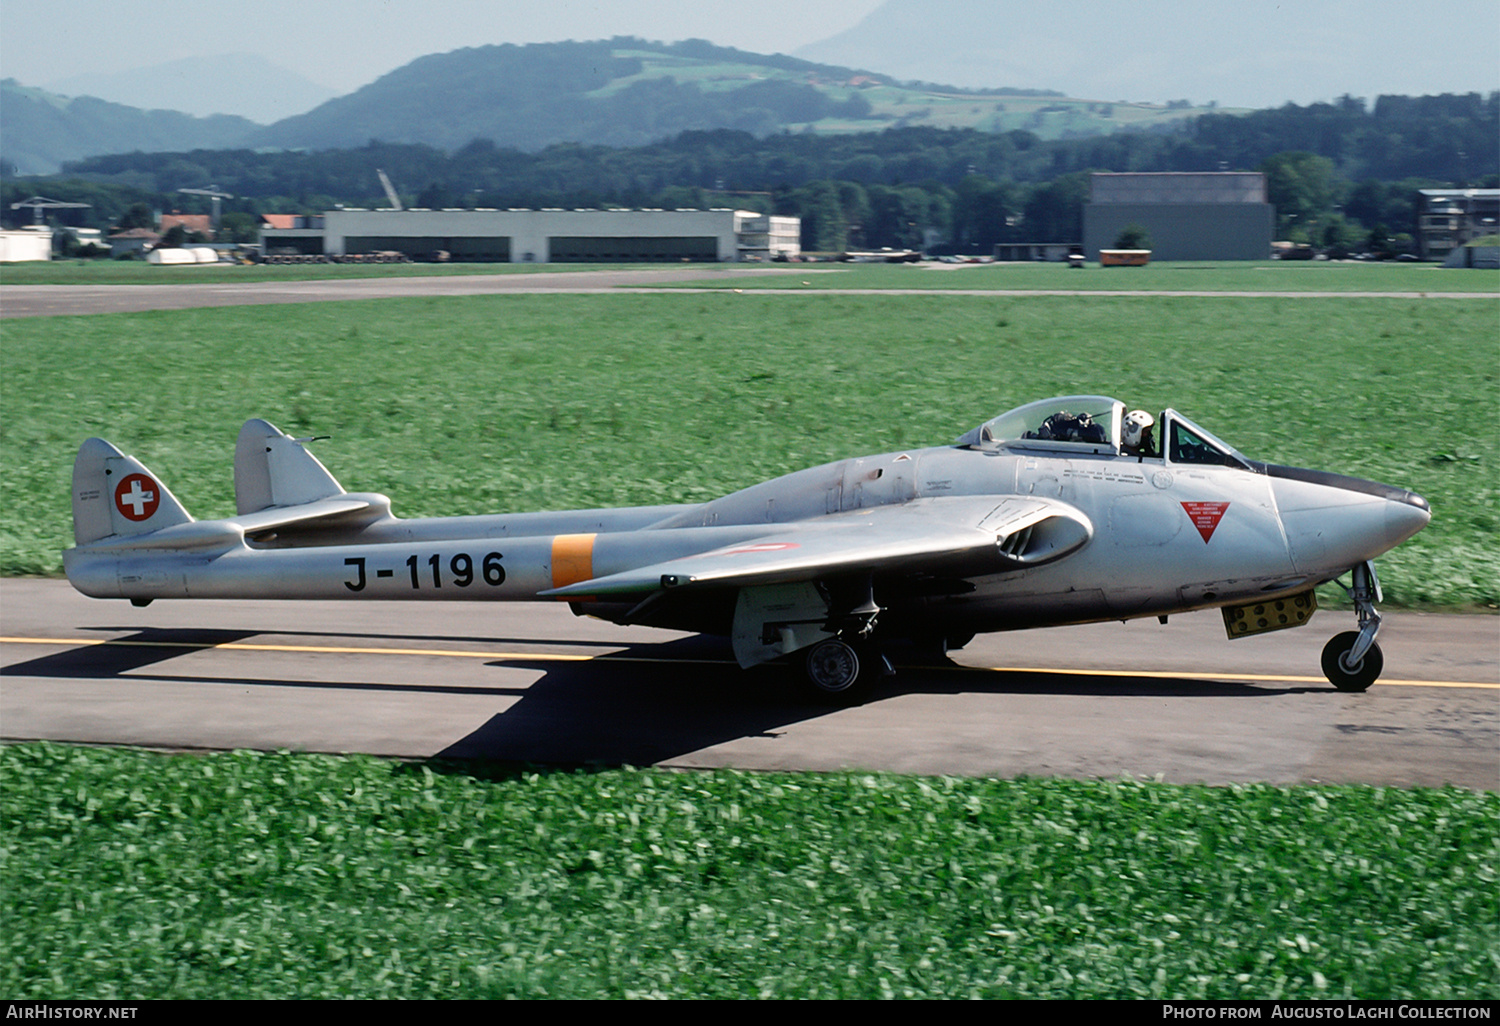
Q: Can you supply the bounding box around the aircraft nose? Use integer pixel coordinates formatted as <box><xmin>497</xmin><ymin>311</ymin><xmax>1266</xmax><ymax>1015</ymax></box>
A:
<box><xmin>1390</xmin><ymin>488</ymin><xmax>1431</xmax><ymax>538</ymax></box>
<box><xmin>1268</xmin><ymin>466</ymin><xmax>1431</xmax><ymax>574</ymax></box>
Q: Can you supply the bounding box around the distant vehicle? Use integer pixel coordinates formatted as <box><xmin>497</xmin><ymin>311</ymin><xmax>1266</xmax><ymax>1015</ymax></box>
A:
<box><xmin>841</xmin><ymin>249</ymin><xmax>922</xmax><ymax>263</ymax></box>
<box><xmin>65</xmin><ymin>398</ymin><xmax>1428</xmax><ymax>699</ymax></box>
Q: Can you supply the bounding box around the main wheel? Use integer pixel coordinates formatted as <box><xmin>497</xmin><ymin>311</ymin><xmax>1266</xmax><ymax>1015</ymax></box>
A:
<box><xmin>1321</xmin><ymin>631</ymin><xmax>1384</xmax><ymax>692</ymax></box>
<box><xmin>801</xmin><ymin>638</ymin><xmax>878</xmax><ymax>704</ymax></box>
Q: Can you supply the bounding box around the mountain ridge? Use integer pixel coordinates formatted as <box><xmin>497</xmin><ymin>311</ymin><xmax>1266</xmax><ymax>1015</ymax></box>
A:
<box><xmin>2</xmin><ymin>37</ymin><xmax>1235</xmax><ymax>174</ymax></box>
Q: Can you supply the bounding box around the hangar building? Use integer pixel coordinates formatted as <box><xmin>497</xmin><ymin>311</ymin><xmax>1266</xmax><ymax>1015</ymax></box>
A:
<box><xmin>1082</xmin><ymin>173</ymin><xmax>1273</xmax><ymax>261</ymax></box>
<box><xmin>260</xmin><ymin>208</ymin><xmax>800</xmax><ymax>263</ymax></box>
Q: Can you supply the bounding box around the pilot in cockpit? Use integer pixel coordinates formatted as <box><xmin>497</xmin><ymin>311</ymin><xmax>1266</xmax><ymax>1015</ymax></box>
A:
<box><xmin>1120</xmin><ymin>409</ymin><xmax>1157</xmax><ymax>457</ymax></box>
<box><xmin>1036</xmin><ymin>410</ymin><xmax>1107</xmax><ymax>443</ymax></box>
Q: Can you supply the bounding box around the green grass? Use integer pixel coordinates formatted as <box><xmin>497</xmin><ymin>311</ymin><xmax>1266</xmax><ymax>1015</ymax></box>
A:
<box><xmin>3</xmin><ymin>291</ymin><xmax>1495</xmax><ymax>605</ymax></box>
<box><xmin>2</xmin><ymin>743</ymin><xmax>1493</xmax><ymax>999</ymax></box>
<box><xmin>675</xmin><ymin>260</ymin><xmax>1500</xmax><ymax>293</ymax></box>
<box><xmin>6</xmin><ymin>259</ymin><xmax>1497</xmax><ymax>293</ymax></box>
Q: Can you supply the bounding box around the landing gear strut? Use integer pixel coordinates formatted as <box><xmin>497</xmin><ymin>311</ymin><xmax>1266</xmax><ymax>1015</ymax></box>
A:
<box><xmin>797</xmin><ymin>576</ymin><xmax>893</xmax><ymax>702</ymax></box>
<box><xmin>1321</xmin><ymin>561</ymin><xmax>1384</xmax><ymax>692</ymax></box>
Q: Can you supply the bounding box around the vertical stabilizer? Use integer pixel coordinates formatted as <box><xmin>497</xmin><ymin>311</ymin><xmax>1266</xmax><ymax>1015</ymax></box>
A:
<box><xmin>234</xmin><ymin>419</ymin><xmax>346</xmax><ymax>515</ymax></box>
<box><xmin>72</xmin><ymin>437</ymin><xmax>194</xmax><ymax>545</ymax></box>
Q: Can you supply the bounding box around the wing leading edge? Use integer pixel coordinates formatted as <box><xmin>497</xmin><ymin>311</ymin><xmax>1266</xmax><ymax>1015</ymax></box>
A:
<box><xmin>540</xmin><ymin>495</ymin><xmax>1093</xmax><ymax>598</ymax></box>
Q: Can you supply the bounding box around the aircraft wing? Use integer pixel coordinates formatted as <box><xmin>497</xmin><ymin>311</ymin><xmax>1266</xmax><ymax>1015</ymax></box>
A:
<box><xmin>541</xmin><ymin>495</ymin><xmax>1092</xmax><ymax>598</ymax></box>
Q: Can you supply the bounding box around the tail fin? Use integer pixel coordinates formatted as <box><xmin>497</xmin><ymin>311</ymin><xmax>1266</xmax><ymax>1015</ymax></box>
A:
<box><xmin>72</xmin><ymin>437</ymin><xmax>194</xmax><ymax>546</ymax></box>
<box><xmin>234</xmin><ymin>419</ymin><xmax>345</xmax><ymax>515</ymax></box>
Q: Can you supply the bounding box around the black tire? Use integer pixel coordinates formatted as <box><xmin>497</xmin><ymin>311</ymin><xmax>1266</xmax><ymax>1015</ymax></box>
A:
<box><xmin>1321</xmin><ymin>631</ymin><xmax>1383</xmax><ymax>692</ymax></box>
<box><xmin>801</xmin><ymin>638</ymin><xmax>878</xmax><ymax>704</ymax></box>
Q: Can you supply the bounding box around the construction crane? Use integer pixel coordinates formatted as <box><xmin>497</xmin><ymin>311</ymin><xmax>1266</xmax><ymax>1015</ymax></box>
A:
<box><xmin>9</xmin><ymin>195</ymin><xmax>91</xmax><ymax>226</ymax></box>
<box><xmin>177</xmin><ymin>187</ymin><xmax>234</xmax><ymax>231</ymax></box>
<box><xmin>376</xmin><ymin>169</ymin><xmax>403</xmax><ymax>211</ymax></box>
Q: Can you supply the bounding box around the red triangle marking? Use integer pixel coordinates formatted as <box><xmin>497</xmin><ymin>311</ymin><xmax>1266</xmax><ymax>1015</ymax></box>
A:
<box><xmin>1181</xmin><ymin>501</ymin><xmax>1230</xmax><ymax>543</ymax></box>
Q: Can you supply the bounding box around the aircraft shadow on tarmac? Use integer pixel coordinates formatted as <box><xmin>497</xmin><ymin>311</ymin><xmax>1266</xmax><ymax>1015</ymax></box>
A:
<box><xmin>2</xmin><ymin>627</ymin><xmax>1313</xmax><ymax>767</ymax></box>
<box><xmin>1</xmin><ymin>627</ymin><xmax>532</xmax><ymax>699</ymax></box>
<box><xmin>443</xmin><ymin>636</ymin><xmax>1317</xmax><ymax>766</ymax></box>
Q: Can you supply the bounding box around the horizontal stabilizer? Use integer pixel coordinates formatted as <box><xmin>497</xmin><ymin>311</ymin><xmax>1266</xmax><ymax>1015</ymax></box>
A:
<box><xmin>75</xmin><ymin>496</ymin><xmax>383</xmax><ymax>552</ymax></box>
<box><xmin>71</xmin><ymin>427</ymin><xmax>383</xmax><ymax>553</ymax></box>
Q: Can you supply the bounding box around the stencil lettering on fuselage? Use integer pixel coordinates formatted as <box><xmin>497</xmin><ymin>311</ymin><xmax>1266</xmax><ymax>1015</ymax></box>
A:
<box><xmin>1181</xmin><ymin>501</ymin><xmax>1231</xmax><ymax>543</ymax></box>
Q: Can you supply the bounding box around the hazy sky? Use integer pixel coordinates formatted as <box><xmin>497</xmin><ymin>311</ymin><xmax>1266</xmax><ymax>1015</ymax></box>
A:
<box><xmin>0</xmin><ymin>0</ymin><xmax>886</xmax><ymax>93</ymax></box>
<box><xmin>2</xmin><ymin>0</ymin><xmax>1495</xmax><ymax>112</ymax></box>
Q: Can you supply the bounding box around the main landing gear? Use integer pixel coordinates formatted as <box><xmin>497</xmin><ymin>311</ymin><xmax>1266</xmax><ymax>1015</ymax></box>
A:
<box><xmin>796</xmin><ymin>576</ymin><xmax>893</xmax><ymax>703</ymax></box>
<box><xmin>800</xmin><ymin>637</ymin><xmax>893</xmax><ymax>703</ymax></box>
<box><xmin>1321</xmin><ymin>561</ymin><xmax>1384</xmax><ymax>692</ymax></box>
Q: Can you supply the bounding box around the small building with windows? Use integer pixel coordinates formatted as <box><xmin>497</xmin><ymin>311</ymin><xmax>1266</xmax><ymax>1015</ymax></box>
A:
<box><xmin>258</xmin><ymin>208</ymin><xmax>799</xmax><ymax>263</ymax></box>
<box><xmin>107</xmin><ymin>227</ymin><xmax>161</xmax><ymax>258</ymax></box>
<box><xmin>1416</xmin><ymin>189</ymin><xmax>1500</xmax><ymax>262</ymax></box>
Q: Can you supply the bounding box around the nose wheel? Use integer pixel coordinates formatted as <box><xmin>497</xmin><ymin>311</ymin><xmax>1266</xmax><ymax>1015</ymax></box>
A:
<box><xmin>1323</xmin><ymin>561</ymin><xmax>1384</xmax><ymax>692</ymax></box>
<box><xmin>1321</xmin><ymin>631</ymin><xmax>1384</xmax><ymax>692</ymax></box>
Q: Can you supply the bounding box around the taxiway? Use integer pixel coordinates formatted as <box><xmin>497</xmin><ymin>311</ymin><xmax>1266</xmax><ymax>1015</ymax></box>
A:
<box><xmin>3</xmin><ymin>579</ymin><xmax>1494</xmax><ymax>788</ymax></box>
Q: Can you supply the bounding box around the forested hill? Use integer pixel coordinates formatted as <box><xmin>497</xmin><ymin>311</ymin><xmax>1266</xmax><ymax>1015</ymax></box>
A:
<box><xmin>58</xmin><ymin>93</ymin><xmax>1500</xmax><ymax>205</ymax></box>
<box><xmin>1</xmin><ymin>79</ymin><xmax>259</xmax><ymax>176</ymax></box>
<box><xmin>246</xmin><ymin>37</ymin><xmax>1220</xmax><ymax>153</ymax></box>
<box><xmin>2</xmin><ymin>37</ymin><xmax>1227</xmax><ymax>173</ymax></box>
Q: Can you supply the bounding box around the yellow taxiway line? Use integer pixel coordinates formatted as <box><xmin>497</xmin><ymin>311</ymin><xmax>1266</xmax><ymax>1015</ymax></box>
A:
<box><xmin>4</xmin><ymin>635</ymin><xmax>1497</xmax><ymax>690</ymax></box>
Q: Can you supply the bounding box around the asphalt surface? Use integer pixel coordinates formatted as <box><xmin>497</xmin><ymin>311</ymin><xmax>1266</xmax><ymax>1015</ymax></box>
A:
<box><xmin>3</xmin><ymin>579</ymin><xmax>1495</xmax><ymax>787</ymax></box>
<box><xmin>1</xmin><ymin>267</ymin><xmax>1491</xmax><ymax>317</ymax></box>
<box><xmin>0</xmin><ymin>268</ymin><xmax>753</xmax><ymax>317</ymax></box>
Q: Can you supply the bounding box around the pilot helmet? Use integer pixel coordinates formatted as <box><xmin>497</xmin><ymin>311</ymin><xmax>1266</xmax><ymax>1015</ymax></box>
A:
<box><xmin>1122</xmin><ymin>410</ymin><xmax>1155</xmax><ymax>448</ymax></box>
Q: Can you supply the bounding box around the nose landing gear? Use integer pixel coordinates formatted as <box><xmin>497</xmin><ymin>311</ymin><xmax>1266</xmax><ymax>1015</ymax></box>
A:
<box><xmin>1322</xmin><ymin>561</ymin><xmax>1384</xmax><ymax>692</ymax></box>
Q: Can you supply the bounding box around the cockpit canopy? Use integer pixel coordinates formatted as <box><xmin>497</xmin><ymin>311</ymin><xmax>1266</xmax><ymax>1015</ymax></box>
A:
<box><xmin>956</xmin><ymin>396</ymin><xmax>1256</xmax><ymax>469</ymax></box>
<box><xmin>955</xmin><ymin>396</ymin><xmax>1124</xmax><ymax>453</ymax></box>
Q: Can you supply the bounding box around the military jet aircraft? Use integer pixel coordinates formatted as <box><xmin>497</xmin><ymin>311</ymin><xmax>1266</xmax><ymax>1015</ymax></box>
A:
<box><xmin>65</xmin><ymin>396</ymin><xmax>1430</xmax><ymax>700</ymax></box>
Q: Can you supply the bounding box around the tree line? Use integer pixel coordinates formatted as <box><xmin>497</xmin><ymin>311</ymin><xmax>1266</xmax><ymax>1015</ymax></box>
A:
<box><xmin>4</xmin><ymin>93</ymin><xmax>1494</xmax><ymax>254</ymax></box>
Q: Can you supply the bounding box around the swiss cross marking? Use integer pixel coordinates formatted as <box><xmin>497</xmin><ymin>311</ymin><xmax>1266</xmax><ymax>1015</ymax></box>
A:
<box><xmin>115</xmin><ymin>473</ymin><xmax>161</xmax><ymax>522</ymax></box>
<box><xmin>1181</xmin><ymin>501</ymin><xmax>1230</xmax><ymax>543</ymax></box>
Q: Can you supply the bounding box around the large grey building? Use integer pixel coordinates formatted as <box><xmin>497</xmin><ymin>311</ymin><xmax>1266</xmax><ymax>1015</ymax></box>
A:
<box><xmin>260</xmin><ymin>207</ymin><xmax>800</xmax><ymax>263</ymax></box>
<box><xmin>1082</xmin><ymin>173</ymin><xmax>1273</xmax><ymax>261</ymax></box>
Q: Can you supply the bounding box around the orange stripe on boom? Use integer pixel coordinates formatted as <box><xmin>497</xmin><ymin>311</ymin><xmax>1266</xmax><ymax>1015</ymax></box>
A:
<box><xmin>550</xmin><ymin>533</ymin><xmax>597</xmax><ymax>590</ymax></box>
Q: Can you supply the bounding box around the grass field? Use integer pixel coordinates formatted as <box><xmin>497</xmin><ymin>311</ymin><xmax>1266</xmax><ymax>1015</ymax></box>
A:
<box><xmin>2</xmin><ymin>289</ymin><xmax>1495</xmax><ymax>605</ymax></box>
<box><xmin>4</xmin><ymin>258</ymin><xmax>1498</xmax><ymax>293</ymax></box>
<box><xmin>2</xmin><ymin>278</ymin><xmax>1496</xmax><ymax>1000</ymax></box>
<box><xmin>696</xmin><ymin>260</ymin><xmax>1500</xmax><ymax>293</ymax></box>
<box><xmin>2</xmin><ymin>743</ymin><xmax>1494</xmax><ymax>999</ymax></box>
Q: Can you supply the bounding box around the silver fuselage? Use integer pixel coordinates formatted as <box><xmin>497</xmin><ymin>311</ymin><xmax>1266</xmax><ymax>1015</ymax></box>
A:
<box><xmin>65</xmin><ymin>438</ymin><xmax>1431</xmax><ymax>642</ymax></box>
